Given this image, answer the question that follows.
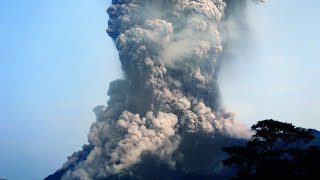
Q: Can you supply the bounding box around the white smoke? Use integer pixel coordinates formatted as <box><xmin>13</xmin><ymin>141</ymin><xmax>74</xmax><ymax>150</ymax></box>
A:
<box><xmin>62</xmin><ymin>0</ymin><xmax>266</xmax><ymax>179</ymax></box>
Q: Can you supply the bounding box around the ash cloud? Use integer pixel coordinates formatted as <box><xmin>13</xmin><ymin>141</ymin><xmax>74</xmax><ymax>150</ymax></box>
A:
<box><xmin>60</xmin><ymin>0</ymin><xmax>266</xmax><ymax>179</ymax></box>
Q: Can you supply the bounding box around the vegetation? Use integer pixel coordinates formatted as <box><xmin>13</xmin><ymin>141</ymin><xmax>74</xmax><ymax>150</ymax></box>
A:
<box><xmin>223</xmin><ymin>119</ymin><xmax>320</xmax><ymax>179</ymax></box>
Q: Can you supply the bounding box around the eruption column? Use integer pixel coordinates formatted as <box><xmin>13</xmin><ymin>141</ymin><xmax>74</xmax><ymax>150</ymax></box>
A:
<box><xmin>61</xmin><ymin>0</ymin><xmax>266</xmax><ymax>179</ymax></box>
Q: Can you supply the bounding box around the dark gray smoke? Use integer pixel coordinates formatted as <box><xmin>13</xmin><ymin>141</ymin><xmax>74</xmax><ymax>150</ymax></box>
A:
<box><xmin>61</xmin><ymin>0</ymin><xmax>266</xmax><ymax>179</ymax></box>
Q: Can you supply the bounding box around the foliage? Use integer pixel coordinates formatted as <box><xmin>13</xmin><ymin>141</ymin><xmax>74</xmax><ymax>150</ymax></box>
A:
<box><xmin>223</xmin><ymin>119</ymin><xmax>320</xmax><ymax>179</ymax></box>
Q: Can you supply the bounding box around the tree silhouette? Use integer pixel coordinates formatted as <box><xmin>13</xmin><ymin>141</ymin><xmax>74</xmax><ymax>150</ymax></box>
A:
<box><xmin>223</xmin><ymin>119</ymin><xmax>320</xmax><ymax>179</ymax></box>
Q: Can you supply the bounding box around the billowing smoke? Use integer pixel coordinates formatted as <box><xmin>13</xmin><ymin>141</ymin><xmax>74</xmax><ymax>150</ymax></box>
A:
<box><xmin>61</xmin><ymin>0</ymin><xmax>266</xmax><ymax>179</ymax></box>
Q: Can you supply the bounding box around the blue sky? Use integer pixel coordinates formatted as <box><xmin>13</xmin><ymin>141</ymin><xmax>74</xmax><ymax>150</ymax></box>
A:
<box><xmin>220</xmin><ymin>1</ymin><xmax>320</xmax><ymax>129</ymax></box>
<box><xmin>0</xmin><ymin>0</ymin><xmax>121</xmax><ymax>179</ymax></box>
<box><xmin>0</xmin><ymin>0</ymin><xmax>319</xmax><ymax>179</ymax></box>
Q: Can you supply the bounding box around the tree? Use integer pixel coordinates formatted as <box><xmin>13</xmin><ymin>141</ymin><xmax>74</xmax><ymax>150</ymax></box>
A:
<box><xmin>223</xmin><ymin>119</ymin><xmax>320</xmax><ymax>179</ymax></box>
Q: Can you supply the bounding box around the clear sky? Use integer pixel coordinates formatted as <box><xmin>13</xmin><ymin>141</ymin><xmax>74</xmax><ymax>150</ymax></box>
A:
<box><xmin>220</xmin><ymin>1</ymin><xmax>320</xmax><ymax>130</ymax></box>
<box><xmin>0</xmin><ymin>0</ymin><xmax>319</xmax><ymax>179</ymax></box>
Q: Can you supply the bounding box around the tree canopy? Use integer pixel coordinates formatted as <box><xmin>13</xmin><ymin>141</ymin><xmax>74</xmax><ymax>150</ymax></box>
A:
<box><xmin>223</xmin><ymin>119</ymin><xmax>320</xmax><ymax>179</ymax></box>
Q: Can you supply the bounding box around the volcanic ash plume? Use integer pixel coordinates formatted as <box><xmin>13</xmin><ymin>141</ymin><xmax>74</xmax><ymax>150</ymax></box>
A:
<box><xmin>62</xmin><ymin>0</ymin><xmax>266</xmax><ymax>179</ymax></box>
